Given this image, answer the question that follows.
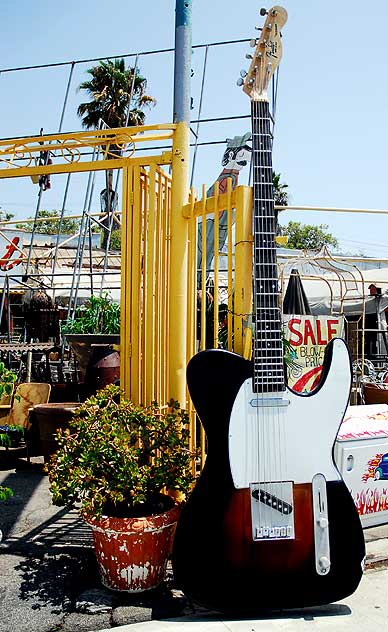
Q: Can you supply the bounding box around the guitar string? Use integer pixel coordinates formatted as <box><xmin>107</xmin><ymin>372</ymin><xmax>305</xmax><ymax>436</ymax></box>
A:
<box><xmin>252</xmin><ymin>99</ymin><xmax>261</xmax><ymax>533</ymax></box>
<box><xmin>256</xmin><ymin>98</ymin><xmax>287</xmax><ymax>532</ymax></box>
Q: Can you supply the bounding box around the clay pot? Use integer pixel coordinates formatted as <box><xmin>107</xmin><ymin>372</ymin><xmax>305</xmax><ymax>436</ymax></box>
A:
<box><xmin>85</xmin><ymin>501</ymin><xmax>181</xmax><ymax>592</ymax></box>
<box><xmin>34</xmin><ymin>402</ymin><xmax>82</xmax><ymax>463</ymax></box>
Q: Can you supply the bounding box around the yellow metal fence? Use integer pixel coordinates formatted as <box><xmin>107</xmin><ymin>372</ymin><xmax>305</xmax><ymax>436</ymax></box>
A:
<box><xmin>121</xmin><ymin>171</ymin><xmax>254</xmax><ymax>464</ymax></box>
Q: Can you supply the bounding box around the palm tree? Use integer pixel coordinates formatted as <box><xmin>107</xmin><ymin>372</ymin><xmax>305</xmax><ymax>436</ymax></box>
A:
<box><xmin>77</xmin><ymin>58</ymin><xmax>155</xmax><ymax>247</ymax></box>
<box><xmin>77</xmin><ymin>58</ymin><xmax>155</xmax><ymax>130</ymax></box>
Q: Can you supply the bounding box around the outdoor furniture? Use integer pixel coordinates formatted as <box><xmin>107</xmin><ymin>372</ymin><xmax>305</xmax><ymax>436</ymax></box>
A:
<box><xmin>0</xmin><ymin>382</ymin><xmax>51</xmax><ymax>460</ymax></box>
<box><xmin>34</xmin><ymin>402</ymin><xmax>81</xmax><ymax>463</ymax></box>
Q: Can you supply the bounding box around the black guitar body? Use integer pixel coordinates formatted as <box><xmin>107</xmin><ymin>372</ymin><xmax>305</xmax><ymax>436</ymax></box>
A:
<box><xmin>172</xmin><ymin>349</ymin><xmax>365</xmax><ymax>613</ymax></box>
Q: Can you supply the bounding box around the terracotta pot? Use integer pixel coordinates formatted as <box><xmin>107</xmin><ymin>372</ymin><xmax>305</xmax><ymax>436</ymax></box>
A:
<box><xmin>65</xmin><ymin>334</ymin><xmax>120</xmax><ymax>398</ymax></box>
<box><xmin>34</xmin><ymin>402</ymin><xmax>82</xmax><ymax>463</ymax></box>
<box><xmin>85</xmin><ymin>501</ymin><xmax>180</xmax><ymax>592</ymax></box>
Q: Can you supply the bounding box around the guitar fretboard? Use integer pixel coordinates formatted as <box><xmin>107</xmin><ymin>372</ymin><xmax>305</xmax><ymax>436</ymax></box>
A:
<box><xmin>251</xmin><ymin>99</ymin><xmax>285</xmax><ymax>393</ymax></box>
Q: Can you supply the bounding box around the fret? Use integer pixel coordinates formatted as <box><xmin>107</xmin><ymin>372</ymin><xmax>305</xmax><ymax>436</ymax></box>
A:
<box><xmin>254</xmin><ymin>331</ymin><xmax>282</xmax><ymax>336</ymax></box>
<box><xmin>255</xmin><ymin>308</ymin><xmax>281</xmax><ymax>312</ymax></box>
<box><xmin>255</xmin><ymin>357</ymin><xmax>284</xmax><ymax>361</ymax></box>
<box><xmin>254</xmin><ymin>198</ymin><xmax>273</xmax><ymax>202</ymax></box>
<box><xmin>254</xmin><ymin>363</ymin><xmax>284</xmax><ymax>367</ymax></box>
<box><xmin>254</xmin><ymin>380</ymin><xmax>285</xmax><ymax>385</ymax></box>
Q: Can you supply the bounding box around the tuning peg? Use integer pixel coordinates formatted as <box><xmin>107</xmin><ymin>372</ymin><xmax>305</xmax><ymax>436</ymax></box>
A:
<box><xmin>255</xmin><ymin>26</ymin><xmax>263</xmax><ymax>31</ymax></box>
<box><xmin>250</xmin><ymin>38</ymin><xmax>258</xmax><ymax>47</ymax></box>
<box><xmin>240</xmin><ymin>69</ymin><xmax>247</xmax><ymax>78</ymax></box>
<box><xmin>245</xmin><ymin>53</ymin><xmax>253</xmax><ymax>60</ymax></box>
<box><xmin>260</xmin><ymin>8</ymin><xmax>268</xmax><ymax>16</ymax></box>
<box><xmin>236</xmin><ymin>77</ymin><xmax>244</xmax><ymax>86</ymax></box>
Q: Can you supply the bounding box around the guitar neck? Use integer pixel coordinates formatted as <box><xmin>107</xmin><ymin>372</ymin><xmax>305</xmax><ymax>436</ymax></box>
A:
<box><xmin>251</xmin><ymin>99</ymin><xmax>285</xmax><ymax>393</ymax></box>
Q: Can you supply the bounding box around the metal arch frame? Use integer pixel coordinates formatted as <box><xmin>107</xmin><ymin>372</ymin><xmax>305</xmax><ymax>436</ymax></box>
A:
<box><xmin>0</xmin><ymin>125</ymin><xmax>176</xmax><ymax>179</ymax></box>
<box><xmin>0</xmin><ymin>122</ymin><xmax>192</xmax><ymax>408</ymax></box>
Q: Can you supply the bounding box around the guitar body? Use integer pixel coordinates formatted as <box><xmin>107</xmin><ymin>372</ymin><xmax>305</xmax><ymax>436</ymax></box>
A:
<box><xmin>172</xmin><ymin>341</ymin><xmax>365</xmax><ymax>611</ymax></box>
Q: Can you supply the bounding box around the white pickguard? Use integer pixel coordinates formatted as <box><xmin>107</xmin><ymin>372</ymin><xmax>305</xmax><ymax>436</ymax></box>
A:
<box><xmin>229</xmin><ymin>338</ymin><xmax>351</xmax><ymax>487</ymax></box>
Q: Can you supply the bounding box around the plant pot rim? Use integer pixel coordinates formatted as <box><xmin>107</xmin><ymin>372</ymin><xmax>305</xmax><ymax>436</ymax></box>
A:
<box><xmin>82</xmin><ymin>501</ymin><xmax>180</xmax><ymax>535</ymax></box>
<box><xmin>65</xmin><ymin>333</ymin><xmax>120</xmax><ymax>344</ymax></box>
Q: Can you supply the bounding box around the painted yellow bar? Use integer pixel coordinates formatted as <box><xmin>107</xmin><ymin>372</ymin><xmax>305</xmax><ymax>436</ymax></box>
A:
<box><xmin>183</xmin><ymin>189</ymin><xmax>238</xmax><ymax>218</ymax></box>
<box><xmin>0</xmin><ymin>124</ymin><xmax>177</xmax><ymax>148</ymax></box>
<box><xmin>161</xmin><ymin>173</ymin><xmax>171</xmax><ymax>406</ymax></box>
<box><xmin>0</xmin><ymin>152</ymin><xmax>172</xmax><ymax>179</ymax></box>
<box><xmin>187</xmin><ymin>188</ymin><xmax>197</xmax><ymax>360</ymax></box>
<box><xmin>226</xmin><ymin>177</ymin><xmax>233</xmax><ymax>351</ymax></box>
<box><xmin>200</xmin><ymin>185</ymin><xmax>207</xmax><ymax>352</ymax></box>
<box><xmin>234</xmin><ymin>186</ymin><xmax>253</xmax><ymax>358</ymax></box>
<box><xmin>168</xmin><ymin>121</ymin><xmax>190</xmax><ymax>406</ymax></box>
<box><xmin>130</xmin><ymin>164</ymin><xmax>142</xmax><ymax>404</ymax></box>
<box><xmin>120</xmin><ymin>166</ymin><xmax>131</xmax><ymax>398</ymax></box>
<box><xmin>140</xmin><ymin>173</ymin><xmax>148</xmax><ymax>405</ymax></box>
<box><xmin>213</xmin><ymin>181</ymin><xmax>219</xmax><ymax>350</ymax></box>
<box><xmin>145</xmin><ymin>164</ymin><xmax>157</xmax><ymax>404</ymax></box>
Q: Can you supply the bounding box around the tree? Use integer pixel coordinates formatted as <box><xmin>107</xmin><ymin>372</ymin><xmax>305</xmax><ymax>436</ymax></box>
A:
<box><xmin>16</xmin><ymin>210</ymin><xmax>82</xmax><ymax>235</ymax></box>
<box><xmin>273</xmin><ymin>172</ymin><xmax>289</xmax><ymax>206</ymax></box>
<box><xmin>77</xmin><ymin>58</ymin><xmax>155</xmax><ymax>131</ymax></box>
<box><xmin>0</xmin><ymin>208</ymin><xmax>14</xmax><ymax>224</ymax></box>
<box><xmin>77</xmin><ymin>58</ymin><xmax>155</xmax><ymax>249</ymax></box>
<box><xmin>280</xmin><ymin>221</ymin><xmax>339</xmax><ymax>251</ymax></box>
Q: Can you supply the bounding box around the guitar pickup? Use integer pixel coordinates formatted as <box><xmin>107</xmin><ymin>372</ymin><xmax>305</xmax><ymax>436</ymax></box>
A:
<box><xmin>250</xmin><ymin>481</ymin><xmax>295</xmax><ymax>541</ymax></box>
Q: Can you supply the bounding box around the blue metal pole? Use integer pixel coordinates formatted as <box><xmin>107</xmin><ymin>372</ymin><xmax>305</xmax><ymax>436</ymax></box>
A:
<box><xmin>173</xmin><ymin>0</ymin><xmax>192</xmax><ymax>124</ymax></box>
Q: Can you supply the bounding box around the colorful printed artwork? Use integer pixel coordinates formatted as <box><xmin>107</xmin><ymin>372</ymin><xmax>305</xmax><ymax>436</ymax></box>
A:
<box><xmin>282</xmin><ymin>315</ymin><xmax>344</xmax><ymax>392</ymax></box>
<box><xmin>198</xmin><ymin>133</ymin><xmax>252</xmax><ymax>279</ymax></box>
<box><xmin>353</xmin><ymin>488</ymin><xmax>388</xmax><ymax>515</ymax></box>
<box><xmin>362</xmin><ymin>453</ymin><xmax>385</xmax><ymax>482</ymax></box>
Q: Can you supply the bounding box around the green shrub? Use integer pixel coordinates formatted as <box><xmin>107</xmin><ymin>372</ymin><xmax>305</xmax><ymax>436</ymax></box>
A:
<box><xmin>46</xmin><ymin>384</ymin><xmax>197</xmax><ymax>518</ymax></box>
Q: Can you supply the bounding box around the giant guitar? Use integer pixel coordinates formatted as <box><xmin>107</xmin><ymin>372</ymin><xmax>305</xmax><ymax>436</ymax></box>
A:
<box><xmin>172</xmin><ymin>6</ymin><xmax>365</xmax><ymax>611</ymax></box>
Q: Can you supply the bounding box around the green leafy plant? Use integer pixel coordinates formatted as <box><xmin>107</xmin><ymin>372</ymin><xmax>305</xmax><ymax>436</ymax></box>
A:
<box><xmin>0</xmin><ymin>485</ymin><xmax>13</xmax><ymax>501</ymax></box>
<box><xmin>46</xmin><ymin>384</ymin><xmax>197</xmax><ymax>519</ymax></box>
<box><xmin>0</xmin><ymin>362</ymin><xmax>17</xmax><ymax>401</ymax></box>
<box><xmin>0</xmin><ymin>363</ymin><xmax>20</xmax><ymax>448</ymax></box>
<box><xmin>61</xmin><ymin>294</ymin><xmax>120</xmax><ymax>335</ymax></box>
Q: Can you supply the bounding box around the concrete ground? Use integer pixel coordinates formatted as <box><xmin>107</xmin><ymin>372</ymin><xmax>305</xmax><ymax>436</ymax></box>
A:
<box><xmin>1</xmin><ymin>450</ymin><xmax>388</xmax><ymax>632</ymax></box>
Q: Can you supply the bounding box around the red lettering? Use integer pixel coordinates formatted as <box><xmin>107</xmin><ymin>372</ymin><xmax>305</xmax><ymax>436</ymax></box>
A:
<box><xmin>304</xmin><ymin>319</ymin><xmax>317</xmax><ymax>345</ymax></box>
<box><xmin>287</xmin><ymin>318</ymin><xmax>303</xmax><ymax>346</ymax></box>
<box><xmin>316</xmin><ymin>320</ymin><xmax>327</xmax><ymax>345</ymax></box>
<box><xmin>0</xmin><ymin>237</ymin><xmax>20</xmax><ymax>271</ymax></box>
<box><xmin>327</xmin><ymin>319</ymin><xmax>339</xmax><ymax>340</ymax></box>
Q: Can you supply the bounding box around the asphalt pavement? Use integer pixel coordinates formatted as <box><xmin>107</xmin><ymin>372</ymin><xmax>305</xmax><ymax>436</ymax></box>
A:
<box><xmin>1</xmin><ymin>451</ymin><xmax>388</xmax><ymax>632</ymax></box>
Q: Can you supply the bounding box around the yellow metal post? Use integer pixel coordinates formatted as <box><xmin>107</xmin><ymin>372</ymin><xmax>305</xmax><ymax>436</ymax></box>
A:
<box><xmin>168</xmin><ymin>121</ymin><xmax>190</xmax><ymax>405</ymax></box>
<box><xmin>234</xmin><ymin>185</ymin><xmax>253</xmax><ymax>358</ymax></box>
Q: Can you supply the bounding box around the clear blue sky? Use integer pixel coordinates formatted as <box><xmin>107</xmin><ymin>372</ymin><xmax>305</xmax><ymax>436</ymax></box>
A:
<box><xmin>0</xmin><ymin>0</ymin><xmax>387</xmax><ymax>257</ymax></box>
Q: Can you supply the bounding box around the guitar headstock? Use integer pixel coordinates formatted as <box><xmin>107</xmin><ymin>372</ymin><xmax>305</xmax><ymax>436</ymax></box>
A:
<box><xmin>240</xmin><ymin>6</ymin><xmax>288</xmax><ymax>101</ymax></box>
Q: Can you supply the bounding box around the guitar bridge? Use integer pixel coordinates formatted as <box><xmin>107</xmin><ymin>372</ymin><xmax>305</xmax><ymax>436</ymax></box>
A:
<box><xmin>250</xmin><ymin>481</ymin><xmax>295</xmax><ymax>541</ymax></box>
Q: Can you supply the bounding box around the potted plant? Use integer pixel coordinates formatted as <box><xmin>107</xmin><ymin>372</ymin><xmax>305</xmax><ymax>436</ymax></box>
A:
<box><xmin>0</xmin><ymin>362</ymin><xmax>20</xmax><ymax>447</ymax></box>
<box><xmin>46</xmin><ymin>384</ymin><xmax>196</xmax><ymax>592</ymax></box>
<box><xmin>61</xmin><ymin>293</ymin><xmax>120</xmax><ymax>396</ymax></box>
